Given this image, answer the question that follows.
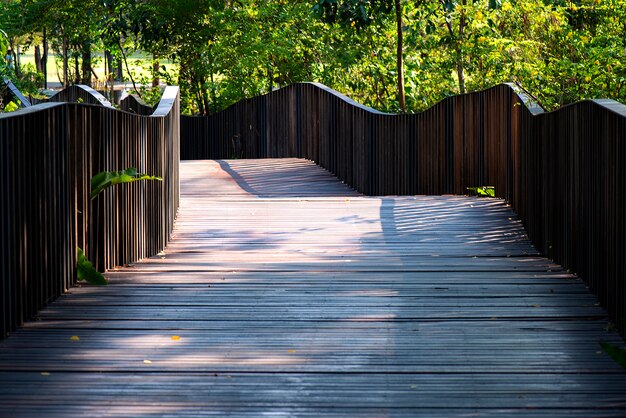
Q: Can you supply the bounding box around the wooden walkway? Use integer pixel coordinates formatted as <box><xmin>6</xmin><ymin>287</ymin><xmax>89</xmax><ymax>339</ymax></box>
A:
<box><xmin>1</xmin><ymin>158</ymin><xmax>625</xmax><ymax>417</ymax></box>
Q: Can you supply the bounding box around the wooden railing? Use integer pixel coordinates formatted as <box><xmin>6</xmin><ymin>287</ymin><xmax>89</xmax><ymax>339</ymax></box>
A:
<box><xmin>0</xmin><ymin>86</ymin><xmax>180</xmax><ymax>338</ymax></box>
<box><xmin>180</xmin><ymin>82</ymin><xmax>626</xmax><ymax>334</ymax></box>
<box><xmin>47</xmin><ymin>84</ymin><xmax>114</xmax><ymax>107</ymax></box>
<box><xmin>2</xmin><ymin>77</ymin><xmax>32</xmax><ymax>107</ymax></box>
<box><xmin>120</xmin><ymin>94</ymin><xmax>156</xmax><ymax>116</ymax></box>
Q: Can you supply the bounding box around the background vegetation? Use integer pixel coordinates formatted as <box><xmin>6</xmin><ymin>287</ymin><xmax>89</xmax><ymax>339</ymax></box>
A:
<box><xmin>1</xmin><ymin>0</ymin><xmax>625</xmax><ymax>114</ymax></box>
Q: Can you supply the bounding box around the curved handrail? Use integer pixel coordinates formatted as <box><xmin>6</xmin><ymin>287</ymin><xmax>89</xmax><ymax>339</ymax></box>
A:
<box><xmin>120</xmin><ymin>94</ymin><xmax>155</xmax><ymax>115</ymax></box>
<box><xmin>2</xmin><ymin>77</ymin><xmax>32</xmax><ymax>107</ymax></box>
<box><xmin>503</xmin><ymin>83</ymin><xmax>544</xmax><ymax>115</ymax></box>
<box><xmin>305</xmin><ymin>82</ymin><xmax>389</xmax><ymax>115</ymax></box>
<box><xmin>48</xmin><ymin>85</ymin><xmax>113</xmax><ymax>107</ymax></box>
<box><xmin>0</xmin><ymin>101</ymin><xmax>62</xmax><ymax>118</ymax></box>
<box><xmin>3</xmin><ymin>85</ymin><xmax>183</xmax><ymax>118</ymax></box>
<box><xmin>209</xmin><ymin>81</ymin><xmax>626</xmax><ymax>123</ymax></box>
<box><xmin>152</xmin><ymin>86</ymin><xmax>180</xmax><ymax>117</ymax></box>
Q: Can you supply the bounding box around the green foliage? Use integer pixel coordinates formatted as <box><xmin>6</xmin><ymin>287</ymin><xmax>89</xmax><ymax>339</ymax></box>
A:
<box><xmin>313</xmin><ymin>0</ymin><xmax>393</xmax><ymax>28</ymax></box>
<box><xmin>76</xmin><ymin>247</ymin><xmax>107</xmax><ymax>285</ymax></box>
<box><xmin>2</xmin><ymin>101</ymin><xmax>19</xmax><ymax>113</ymax></box>
<box><xmin>138</xmin><ymin>85</ymin><xmax>163</xmax><ymax>107</ymax></box>
<box><xmin>0</xmin><ymin>61</ymin><xmax>42</xmax><ymax>97</ymax></box>
<box><xmin>4</xmin><ymin>0</ymin><xmax>626</xmax><ymax>113</ymax></box>
<box><xmin>467</xmin><ymin>186</ymin><xmax>495</xmax><ymax>197</ymax></box>
<box><xmin>600</xmin><ymin>341</ymin><xmax>626</xmax><ymax>369</ymax></box>
<box><xmin>90</xmin><ymin>167</ymin><xmax>162</xmax><ymax>200</ymax></box>
<box><xmin>0</xmin><ymin>31</ymin><xmax>8</xmax><ymax>57</ymax></box>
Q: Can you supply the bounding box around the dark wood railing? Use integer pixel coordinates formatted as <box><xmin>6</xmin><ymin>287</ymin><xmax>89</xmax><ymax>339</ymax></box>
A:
<box><xmin>0</xmin><ymin>86</ymin><xmax>180</xmax><ymax>338</ymax></box>
<box><xmin>48</xmin><ymin>84</ymin><xmax>114</xmax><ymax>107</ymax></box>
<box><xmin>180</xmin><ymin>82</ymin><xmax>626</xmax><ymax>334</ymax></box>
<box><xmin>120</xmin><ymin>94</ymin><xmax>157</xmax><ymax>116</ymax></box>
<box><xmin>2</xmin><ymin>77</ymin><xmax>32</xmax><ymax>107</ymax></box>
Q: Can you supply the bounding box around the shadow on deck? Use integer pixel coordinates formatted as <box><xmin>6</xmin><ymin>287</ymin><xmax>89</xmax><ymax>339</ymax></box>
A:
<box><xmin>0</xmin><ymin>159</ymin><xmax>625</xmax><ymax>417</ymax></box>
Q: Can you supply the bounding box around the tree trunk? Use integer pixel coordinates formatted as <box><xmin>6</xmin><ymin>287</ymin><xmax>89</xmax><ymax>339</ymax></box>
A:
<box><xmin>62</xmin><ymin>36</ymin><xmax>69</xmax><ymax>87</ymax></box>
<box><xmin>42</xmin><ymin>27</ymin><xmax>48</xmax><ymax>88</ymax></box>
<box><xmin>202</xmin><ymin>88</ymin><xmax>210</xmax><ymax>116</ymax></box>
<box><xmin>395</xmin><ymin>0</ymin><xmax>406</xmax><ymax>112</ymax></box>
<box><xmin>115</xmin><ymin>44</ymin><xmax>123</xmax><ymax>82</ymax></box>
<box><xmin>210</xmin><ymin>71</ymin><xmax>217</xmax><ymax>114</ymax></box>
<box><xmin>103</xmin><ymin>51</ymin><xmax>112</xmax><ymax>99</ymax></box>
<box><xmin>105</xmin><ymin>50</ymin><xmax>114</xmax><ymax>75</ymax></box>
<box><xmin>152</xmin><ymin>54</ymin><xmax>160</xmax><ymax>87</ymax></box>
<box><xmin>74</xmin><ymin>55</ymin><xmax>80</xmax><ymax>84</ymax></box>
<box><xmin>267</xmin><ymin>57</ymin><xmax>273</xmax><ymax>92</ymax></box>
<box><xmin>16</xmin><ymin>45</ymin><xmax>21</xmax><ymax>76</ymax></box>
<box><xmin>457</xmin><ymin>0</ymin><xmax>467</xmax><ymax>94</ymax></box>
<box><xmin>195</xmin><ymin>82</ymin><xmax>205</xmax><ymax>115</ymax></box>
<box><xmin>81</xmin><ymin>42</ymin><xmax>92</xmax><ymax>86</ymax></box>
<box><xmin>116</xmin><ymin>61</ymin><xmax>123</xmax><ymax>81</ymax></box>
<box><xmin>35</xmin><ymin>46</ymin><xmax>42</xmax><ymax>73</ymax></box>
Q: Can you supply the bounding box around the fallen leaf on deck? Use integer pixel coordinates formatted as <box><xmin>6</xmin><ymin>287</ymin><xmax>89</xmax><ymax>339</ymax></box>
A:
<box><xmin>171</xmin><ymin>335</ymin><xmax>181</xmax><ymax>341</ymax></box>
<box><xmin>287</xmin><ymin>349</ymin><xmax>297</xmax><ymax>354</ymax></box>
<box><xmin>143</xmin><ymin>359</ymin><xmax>153</xmax><ymax>364</ymax></box>
<box><xmin>40</xmin><ymin>372</ymin><xmax>50</xmax><ymax>376</ymax></box>
<box><xmin>70</xmin><ymin>336</ymin><xmax>80</xmax><ymax>341</ymax></box>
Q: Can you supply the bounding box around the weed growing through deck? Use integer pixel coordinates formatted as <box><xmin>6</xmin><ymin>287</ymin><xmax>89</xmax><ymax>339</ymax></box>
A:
<box><xmin>600</xmin><ymin>342</ymin><xmax>626</xmax><ymax>369</ymax></box>
<box><xmin>77</xmin><ymin>247</ymin><xmax>107</xmax><ymax>285</ymax></box>
<box><xmin>466</xmin><ymin>186</ymin><xmax>495</xmax><ymax>197</ymax></box>
<box><xmin>77</xmin><ymin>167</ymin><xmax>163</xmax><ymax>285</ymax></box>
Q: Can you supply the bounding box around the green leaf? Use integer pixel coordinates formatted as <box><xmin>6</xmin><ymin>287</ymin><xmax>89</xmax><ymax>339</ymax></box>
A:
<box><xmin>76</xmin><ymin>247</ymin><xmax>107</xmax><ymax>285</ymax></box>
<box><xmin>600</xmin><ymin>342</ymin><xmax>626</xmax><ymax>369</ymax></box>
<box><xmin>3</xmin><ymin>101</ymin><xmax>19</xmax><ymax>112</ymax></box>
<box><xmin>488</xmin><ymin>0</ymin><xmax>501</xmax><ymax>10</ymax></box>
<box><xmin>90</xmin><ymin>167</ymin><xmax>163</xmax><ymax>199</ymax></box>
<box><xmin>467</xmin><ymin>186</ymin><xmax>495</xmax><ymax>197</ymax></box>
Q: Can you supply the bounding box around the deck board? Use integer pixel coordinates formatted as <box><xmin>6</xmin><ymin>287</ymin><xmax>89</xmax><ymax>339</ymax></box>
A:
<box><xmin>1</xmin><ymin>158</ymin><xmax>625</xmax><ymax>417</ymax></box>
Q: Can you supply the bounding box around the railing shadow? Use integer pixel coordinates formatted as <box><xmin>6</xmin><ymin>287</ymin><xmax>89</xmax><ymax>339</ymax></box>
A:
<box><xmin>215</xmin><ymin>159</ymin><xmax>358</xmax><ymax>198</ymax></box>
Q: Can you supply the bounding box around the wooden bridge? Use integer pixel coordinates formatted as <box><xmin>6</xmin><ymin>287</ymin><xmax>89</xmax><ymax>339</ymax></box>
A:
<box><xmin>1</xmin><ymin>84</ymin><xmax>626</xmax><ymax>416</ymax></box>
<box><xmin>1</xmin><ymin>158</ymin><xmax>625</xmax><ymax>416</ymax></box>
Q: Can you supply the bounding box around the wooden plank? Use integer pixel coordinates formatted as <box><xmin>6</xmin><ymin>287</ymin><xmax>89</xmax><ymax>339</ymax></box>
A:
<box><xmin>0</xmin><ymin>159</ymin><xmax>625</xmax><ymax>416</ymax></box>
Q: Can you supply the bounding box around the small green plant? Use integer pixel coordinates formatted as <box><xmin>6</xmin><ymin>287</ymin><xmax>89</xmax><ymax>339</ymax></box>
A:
<box><xmin>600</xmin><ymin>342</ymin><xmax>626</xmax><ymax>369</ymax></box>
<box><xmin>77</xmin><ymin>167</ymin><xmax>163</xmax><ymax>285</ymax></box>
<box><xmin>90</xmin><ymin>167</ymin><xmax>162</xmax><ymax>200</ymax></box>
<box><xmin>467</xmin><ymin>186</ymin><xmax>495</xmax><ymax>197</ymax></box>
<box><xmin>2</xmin><ymin>100</ymin><xmax>19</xmax><ymax>112</ymax></box>
<box><xmin>77</xmin><ymin>247</ymin><xmax>108</xmax><ymax>285</ymax></box>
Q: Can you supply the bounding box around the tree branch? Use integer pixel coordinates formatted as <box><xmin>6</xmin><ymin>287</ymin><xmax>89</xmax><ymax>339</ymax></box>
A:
<box><xmin>118</xmin><ymin>40</ymin><xmax>141</xmax><ymax>98</ymax></box>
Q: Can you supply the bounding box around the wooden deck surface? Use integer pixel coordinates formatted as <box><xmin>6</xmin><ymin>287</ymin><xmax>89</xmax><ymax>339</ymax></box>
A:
<box><xmin>1</xmin><ymin>158</ymin><xmax>625</xmax><ymax>417</ymax></box>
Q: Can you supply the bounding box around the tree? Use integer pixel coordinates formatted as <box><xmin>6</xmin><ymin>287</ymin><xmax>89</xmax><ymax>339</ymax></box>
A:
<box><xmin>2</xmin><ymin>0</ymin><xmax>626</xmax><ymax>114</ymax></box>
<box><xmin>314</xmin><ymin>0</ymin><xmax>407</xmax><ymax>111</ymax></box>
